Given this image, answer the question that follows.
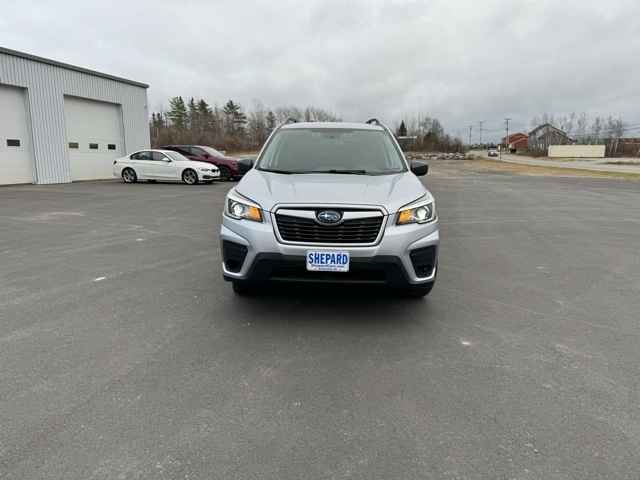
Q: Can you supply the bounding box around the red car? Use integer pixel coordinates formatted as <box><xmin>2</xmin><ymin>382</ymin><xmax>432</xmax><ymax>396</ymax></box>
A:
<box><xmin>160</xmin><ymin>145</ymin><xmax>243</xmax><ymax>181</ymax></box>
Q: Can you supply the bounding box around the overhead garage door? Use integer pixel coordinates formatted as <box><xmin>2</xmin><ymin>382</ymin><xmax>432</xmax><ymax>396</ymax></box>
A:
<box><xmin>0</xmin><ymin>84</ymin><xmax>33</xmax><ymax>184</ymax></box>
<box><xmin>64</xmin><ymin>96</ymin><xmax>124</xmax><ymax>181</ymax></box>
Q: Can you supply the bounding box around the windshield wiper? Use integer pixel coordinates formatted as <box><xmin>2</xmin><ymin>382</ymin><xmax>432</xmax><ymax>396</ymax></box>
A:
<box><xmin>307</xmin><ymin>169</ymin><xmax>368</xmax><ymax>175</ymax></box>
<box><xmin>259</xmin><ymin>168</ymin><xmax>374</xmax><ymax>175</ymax></box>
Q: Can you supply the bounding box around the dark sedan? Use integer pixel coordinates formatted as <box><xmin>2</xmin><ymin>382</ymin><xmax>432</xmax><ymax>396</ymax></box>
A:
<box><xmin>160</xmin><ymin>145</ymin><xmax>243</xmax><ymax>181</ymax></box>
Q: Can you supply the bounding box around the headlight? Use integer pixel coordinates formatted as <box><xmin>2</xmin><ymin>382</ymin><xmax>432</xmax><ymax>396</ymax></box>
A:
<box><xmin>225</xmin><ymin>192</ymin><xmax>263</xmax><ymax>222</ymax></box>
<box><xmin>199</xmin><ymin>168</ymin><xmax>211</xmax><ymax>172</ymax></box>
<box><xmin>397</xmin><ymin>201</ymin><xmax>436</xmax><ymax>225</ymax></box>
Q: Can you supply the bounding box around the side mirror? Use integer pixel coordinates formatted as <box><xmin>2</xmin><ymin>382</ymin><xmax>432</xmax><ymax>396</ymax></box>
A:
<box><xmin>204</xmin><ymin>153</ymin><xmax>210</xmax><ymax>159</ymax></box>
<box><xmin>410</xmin><ymin>160</ymin><xmax>429</xmax><ymax>176</ymax></box>
<box><xmin>237</xmin><ymin>158</ymin><xmax>254</xmax><ymax>174</ymax></box>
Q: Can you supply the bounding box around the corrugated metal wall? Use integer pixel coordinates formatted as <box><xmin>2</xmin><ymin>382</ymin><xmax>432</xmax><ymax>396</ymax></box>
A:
<box><xmin>0</xmin><ymin>51</ymin><xmax>149</xmax><ymax>184</ymax></box>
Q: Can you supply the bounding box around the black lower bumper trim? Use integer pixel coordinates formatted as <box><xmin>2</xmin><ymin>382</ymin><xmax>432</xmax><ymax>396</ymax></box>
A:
<box><xmin>410</xmin><ymin>246</ymin><xmax>437</xmax><ymax>278</ymax></box>
<box><xmin>222</xmin><ymin>240</ymin><xmax>248</xmax><ymax>273</ymax></box>
<box><xmin>224</xmin><ymin>253</ymin><xmax>428</xmax><ymax>288</ymax></box>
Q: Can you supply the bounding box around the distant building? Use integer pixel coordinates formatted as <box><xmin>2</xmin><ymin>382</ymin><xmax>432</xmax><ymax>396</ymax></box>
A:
<box><xmin>528</xmin><ymin>124</ymin><xmax>572</xmax><ymax>153</ymax></box>
<box><xmin>501</xmin><ymin>133</ymin><xmax>528</xmax><ymax>153</ymax></box>
<box><xmin>606</xmin><ymin>137</ymin><xmax>640</xmax><ymax>157</ymax></box>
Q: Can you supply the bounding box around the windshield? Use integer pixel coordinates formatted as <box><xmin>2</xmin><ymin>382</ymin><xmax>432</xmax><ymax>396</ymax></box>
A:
<box><xmin>257</xmin><ymin>128</ymin><xmax>407</xmax><ymax>175</ymax></box>
<box><xmin>201</xmin><ymin>146</ymin><xmax>224</xmax><ymax>157</ymax></box>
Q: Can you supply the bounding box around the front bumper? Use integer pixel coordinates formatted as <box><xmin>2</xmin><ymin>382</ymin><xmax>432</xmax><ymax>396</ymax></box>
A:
<box><xmin>200</xmin><ymin>171</ymin><xmax>220</xmax><ymax>181</ymax></box>
<box><xmin>220</xmin><ymin>212</ymin><xmax>439</xmax><ymax>285</ymax></box>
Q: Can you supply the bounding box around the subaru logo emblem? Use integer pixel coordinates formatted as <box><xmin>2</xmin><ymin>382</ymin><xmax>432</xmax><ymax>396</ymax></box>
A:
<box><xmin>316</xmin><ymin>210</ymin><xmax>342</xmax><ymax>225</ymax></box>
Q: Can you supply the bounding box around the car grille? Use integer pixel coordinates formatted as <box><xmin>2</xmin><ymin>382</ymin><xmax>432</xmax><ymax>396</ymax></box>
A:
<box><xmin>275</xmin><ymin>213</ymin><xmax>384</xmax><ymax>244</ymax></box>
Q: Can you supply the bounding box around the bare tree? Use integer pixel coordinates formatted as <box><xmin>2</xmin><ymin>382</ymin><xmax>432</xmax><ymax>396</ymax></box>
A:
<box><xmin>247</xmin><ymin>101</ymin><xmax>268</xmax><ymax>147</ymax></box>
<box><xmin>393</xmin><ymin>114</ymin><xmax>462</xmax><ymax>152</ymax></box>
<box><xmin>575</xmin><ymin>113</ymin><xmax>588</xmax><ymax>141</ymax></box>
<box><xmin>557</xmin><ymin>112</ymin><xmax>576</xmax><ymax>137</ymax></box>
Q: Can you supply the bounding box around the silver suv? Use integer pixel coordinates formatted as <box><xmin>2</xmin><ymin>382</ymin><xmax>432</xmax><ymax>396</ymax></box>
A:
<box><xmin>220</xmin><ymin>120</ymin><xmax>439</xmax><ymax>297</ymax></box>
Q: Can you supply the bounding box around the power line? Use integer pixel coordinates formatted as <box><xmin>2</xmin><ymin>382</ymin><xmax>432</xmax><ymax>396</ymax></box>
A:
<box><xmin>464</xmin><ymin>121</ymin><xmax>640</xmax><ymax>137</ymax></box>
<box><xmin>570</xmin><ymin>124</ymin><xmax>640</xmax><ymax>137</ymax></box>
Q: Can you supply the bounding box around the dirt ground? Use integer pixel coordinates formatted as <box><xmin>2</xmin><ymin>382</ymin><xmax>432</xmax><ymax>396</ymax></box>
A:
<box><xmin>436</xmin><ymin>158</ymin><xmax>640</xmax><ymax>181</ymax></box>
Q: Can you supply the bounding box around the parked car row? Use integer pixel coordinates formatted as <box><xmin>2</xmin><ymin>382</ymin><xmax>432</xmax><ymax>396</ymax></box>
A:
<box><xmin>406</xmin><ymin>152</ymin><xmax>467</xmax><ymax>160</ymax></box>
<box><xmin>113</xmin><ymin>144</ymin><xmax>247</xmax><ymax>185</ymax></box>
<box><xmin>160</xmin><ymin>145</ymin><xmax>244</xmax><ymax>181</ymax></box>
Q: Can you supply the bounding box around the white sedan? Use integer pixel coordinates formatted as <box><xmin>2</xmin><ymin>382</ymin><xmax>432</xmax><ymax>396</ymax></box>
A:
<box><xmin>113</xmin><ymin>149</ymin><xmax>220</xmax><ymax>185</ymax></box>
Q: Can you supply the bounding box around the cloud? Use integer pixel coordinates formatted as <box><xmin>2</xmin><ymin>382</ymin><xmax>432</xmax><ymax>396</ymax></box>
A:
<box><xmin>3</xmin><ymin>0</ymin><xmax>640</xmax><ymax>140</ymax></box>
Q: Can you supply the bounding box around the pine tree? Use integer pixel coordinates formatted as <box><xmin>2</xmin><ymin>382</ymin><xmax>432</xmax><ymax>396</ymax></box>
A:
<box><xmin>223</xmin><ymin>100</ymin><xmax>247</xmax><ymax>137</ymax></box>
<box><xmin>397</xmin><ymin>121</ymin><xmax>407</xmax><ymax>137</ymax></box>
<box><xmin>223</xmin><ymin>100</ymin><xmax>238</xmax><ymax>135</ymax></box>
<box><xmin>197</xmin><ymin>99</ymin><xmax>212</xmax><ymax>131</ymax></box>
<box><xmin>197</xmin><ymin>99</ymin><xmax>212</xmax><ymax>121</ymax></box>
<box><xmin>194</xmin><ymin>99</ymin><xmax>214</xmax><ymax>144</ymax></box>
<box><xmin>167</xmin><ymin>96</ymin><xmax>187</xmax><ymax>129</ymax></box>
<box><xmin>187</xmin><ymin>97</ymin><xmax>199</xmax><ymax>132</ymax></box>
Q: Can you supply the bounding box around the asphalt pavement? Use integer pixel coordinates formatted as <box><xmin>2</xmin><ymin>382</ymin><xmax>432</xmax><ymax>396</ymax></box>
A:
<box><xmin>1</xmin><ymin>164</ymin><xmax>639</xmax><ymax>479</ymax></box>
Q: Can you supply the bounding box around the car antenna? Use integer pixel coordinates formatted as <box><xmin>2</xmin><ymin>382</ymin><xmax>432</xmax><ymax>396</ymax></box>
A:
<box><xmin>365</xmin><ymin>118</ymin><xmax>382</xmax><ymax>126</ymax></box>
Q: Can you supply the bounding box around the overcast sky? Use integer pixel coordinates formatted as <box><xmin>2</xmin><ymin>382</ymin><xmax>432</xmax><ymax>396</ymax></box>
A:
<box><xmin>3</xmin><ymin>0</ymin><xmax>639</xmax><ymax>141</ymax></box>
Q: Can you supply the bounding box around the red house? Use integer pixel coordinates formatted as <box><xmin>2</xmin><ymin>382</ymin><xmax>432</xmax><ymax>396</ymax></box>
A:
<box><xmin>502</xmin><ymin>133</ymin><xmax>528</xmax><ymax>153</ymax></box>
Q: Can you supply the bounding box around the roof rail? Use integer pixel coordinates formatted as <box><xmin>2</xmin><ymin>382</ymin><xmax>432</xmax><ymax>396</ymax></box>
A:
<box><xmin>365</xmin><ymin>118</ymin><xmax>382</xmax><ymax>126</ymax></box>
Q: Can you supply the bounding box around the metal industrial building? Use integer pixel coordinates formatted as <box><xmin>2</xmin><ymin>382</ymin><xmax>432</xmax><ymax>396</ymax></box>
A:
<box><xmin>0</xmin><ymin>47</ymin><xmax>150</xmax><ymax>184</ymax></box>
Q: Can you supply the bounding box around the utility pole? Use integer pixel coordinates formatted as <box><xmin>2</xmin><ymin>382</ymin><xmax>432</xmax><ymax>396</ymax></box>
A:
<box><xmin>468</xmin><ymin>125</ymin><xmax>473</xmax><ymax>147</ymax></box>
<box><xmin>479</xmin><ymin>120</ymin><xmax>484</xmax><ymax>145</ymax></box>
<box><xmin>503</xmin><ymin>118</ymin><xmax>511</xmax><ymax>159</ymax></box>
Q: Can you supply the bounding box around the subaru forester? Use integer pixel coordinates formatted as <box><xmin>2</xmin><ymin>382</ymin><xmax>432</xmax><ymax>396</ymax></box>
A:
<box><xmin>220</xmin><ymin>119</ymin><xmax>439</xmax><ymax>297</ymax></box>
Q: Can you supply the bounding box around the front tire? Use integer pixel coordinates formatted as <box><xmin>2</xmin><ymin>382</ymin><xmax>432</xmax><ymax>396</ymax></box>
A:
<box><xmin>182</xmin><ymin>169</ymin><xmax>198</xmax><ymax>185</ymax></box>
<box><xmin>232</xmin><ymin>280</ymin><xmax>256</xmax><ymax>296</ymax></box>
<box><xmin>218</xmin><ymin>166</ymin><xmax>232</xmax><ymax>181</ymax></box>
<box><xmin>122</xmin><ymin>168</ymin><xmax>137</xmax><ymax>183</ymax></box>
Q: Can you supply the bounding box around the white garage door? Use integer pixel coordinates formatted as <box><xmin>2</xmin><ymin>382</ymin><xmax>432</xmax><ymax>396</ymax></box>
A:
<box><xmin>64</xmin><ymin>96</ymin><xmax>124</xmax><ymax>181</ymax></box>
<box><xmin>0</xmin><ymin>84</ymin><xmax>34</xmax><ymax>184</ymax></box>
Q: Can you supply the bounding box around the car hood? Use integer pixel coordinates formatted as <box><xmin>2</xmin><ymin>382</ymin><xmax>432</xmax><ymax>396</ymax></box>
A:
<box><xmin>235</xmin><ymin>169</ymin><xmax>429</xmax><ymax>213</ymax></box>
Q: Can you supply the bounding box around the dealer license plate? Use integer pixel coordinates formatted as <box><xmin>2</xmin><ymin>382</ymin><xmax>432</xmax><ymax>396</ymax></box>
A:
<box><xmin>306</xmin><ymin>251</ymin><xmax>350</xmax><ymax>272</ymax></box>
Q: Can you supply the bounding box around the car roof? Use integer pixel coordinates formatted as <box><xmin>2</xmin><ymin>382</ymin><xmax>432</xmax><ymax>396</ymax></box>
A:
<box><xmin>162</xmin><ymin>144</ymin><xmax>210</xmax><ymax>148</ymax></box>
<box><xmin>134</xmin><ymin>148</ymin><xmax>182</xmax><ymax>155</ymax></box>
<box><xmin>280</xmin><ymin>122</ymin><xmax>384</xmax><ymax>131</ymax></box>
